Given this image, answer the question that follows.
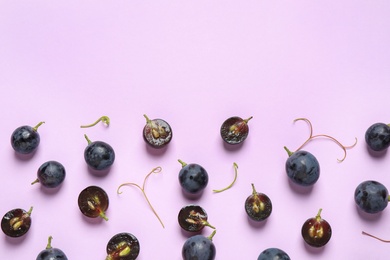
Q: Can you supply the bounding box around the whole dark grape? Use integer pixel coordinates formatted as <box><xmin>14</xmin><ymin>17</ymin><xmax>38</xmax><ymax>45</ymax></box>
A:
<box><xmin>78</xmin><ymin>186</ymin><xmax>109</xmax><ymax>221</ymax></box>
<box><xmin>285</xmin><ymin>149</ymin><xmax>320</xmax><ymax>186</ymax></box>
<box><xmin>257</xmin><ymin>248</ymin><xmax>290</xmax><ymax>260</ymax></box>
<box><xmin>245</xmin><ymin>184</ymin><xmax>272</xmax><ymax>221</ymax></box>
<box><xmin>301</xmin><ymin>209</ymin><xmax>332</xmax><ymax>247</ymax></box>
<box><xmin>220</xmin><ymin>116</ymin><xmax>252</xmax><ymax>145</ymax></box>
<box><xmin>84</xmin><ymin>135</ymin><xmax>115</xmax><ymax>171</ymax></box>
<box><xmin>178</xmin><ymin>205</ymin><xmax>215</xmax><ymax>232</ymax></box>
<box><xmin>178</xmin><ymin>160</ymin><xmax>209</xmax><ymax>195</ymax></box>
<box><xmin>182</xmin><ymin>231</ymin><xmax>216</xmax><ymax>260</ymax></box>
<box><xmin>365</xmin><ymin>123</ymin><xmax>390</xmax><ymax>152</ymax></box>
<box><xmin>32</xmin><ymin>161</ymin><xmax>66</xmax><ymax>188</ymax></box>
<box><xmin>106</xmin><ymin>232</ymin><xmax>140</xmax><ymax>260</ymax></box>
<box><xmin>36</xmin><ymin>236</ymin><xmax>68</xmax><ymax>260</ymax></box>
<box><xmin>354</xmin><ymin>180</ymin><xmax>389</xmax><ymax>214</ymax></box>
<box><xmin>11</xmin><ymin>122</ymin><xmax>44</xmax><ymax>154</ymax></box>
<box><xmin>1</xmin><ymin>207</ymin><xmax>33</xmax><ymax>237</ymax></box>
<box><xmin>143</xmin><ymin>114</ymin><xmax>172</xmax><ymax>149</ymax></box>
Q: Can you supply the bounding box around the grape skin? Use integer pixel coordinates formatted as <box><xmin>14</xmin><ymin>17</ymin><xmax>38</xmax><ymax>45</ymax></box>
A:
<box><xmin>365</xmin><ymin>123</ymin><xmax>390</xmax><ymax>152</ymax></box>
<box><xmin>179</xmin><ymin>164</ymin><xmax>209</xmax><ymax>194</ymax></box>
<box><xmin>354</xmin><ymin>180</ymin><xmax>389</xmax><ymax>214</ymax></box>
<box><xmin>257</xmin><ymin>248</ymin><xmax>290</xmax><ymax>260</ymax></box>
<box><xmin>36</xmin><ymin>248</ymin><xmax>68</xmax><ymax>260</ymax></box>
<box><xmin>36</xmin><ymin>161</ymin><xmax>66</xmax><ymax>188</ymax></box>
<box><xmin>182</xmin><ymin>235</ymin><xmax>216</xmax><ymax>260</ymax></box>
<box><xmin>11</xmin><ymin>125</ymin><xmax>40</xmax><ymax>154</ymax></box>
<box><xmin>285</xmin><ymin>150</ymin><xmax>320</xmax><ymax>186</ymax></box>
<box><xmin>84</xmin><ymin>141</ymin><xmax>115</xmax><ymax>170</ymax></box>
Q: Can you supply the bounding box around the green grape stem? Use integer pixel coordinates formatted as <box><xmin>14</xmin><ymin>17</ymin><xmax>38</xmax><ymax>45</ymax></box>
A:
<box><xmin>208</xmin><ymin>230</ymin><xmax>217</xmax><ymax>241</ymax></box>
<box><xmin>84</xmin><ymin>134</ymin><xmax>92</xmax><ymax>145</ymax></box>
<box><xmin>33</xmin><ymin>121</ymin><xmax>45</xmax><ymax>132</ymax></box>
<box><xmin>46</xmin><ymin>236</ymin><xmax>53</xmax><ymax>249</ymax></box>
<box><xmin>178</xmin><ymin>159</ymin><xmax>187</xmax><ymax>167</ymax></box>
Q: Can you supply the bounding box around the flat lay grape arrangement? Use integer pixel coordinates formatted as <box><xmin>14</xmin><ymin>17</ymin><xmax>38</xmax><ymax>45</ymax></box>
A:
<box><xmin>3</xmin><ymin>115</ymin><xmax>390</xmax><ymax>260</ymax></box>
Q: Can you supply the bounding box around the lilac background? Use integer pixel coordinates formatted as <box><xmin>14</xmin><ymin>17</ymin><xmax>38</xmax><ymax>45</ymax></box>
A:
<box><xmin>1</xmin><ymin>1</ymin><xmax>390</xmax><ymax>259</ymax></box>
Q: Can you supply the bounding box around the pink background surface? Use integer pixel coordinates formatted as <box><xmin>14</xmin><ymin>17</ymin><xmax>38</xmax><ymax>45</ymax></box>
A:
<box><xmin>1</xmin><ymin>1</ymin><xmax>390</xmax><ymax>259</ymax></box>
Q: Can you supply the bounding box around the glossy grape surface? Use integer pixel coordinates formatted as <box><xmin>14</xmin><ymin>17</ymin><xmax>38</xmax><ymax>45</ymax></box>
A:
<box><xmin>33</xmin><ymin>161</ymin><xmax>66</xmax><ymax>188</ymax></box>
<box><xmin>220</xmin><ymin>116</ymin><xmax>251</xmax><ymax>145</ymax></box>
<box><xmin>78</xmin><ymin>186</ymin><xmax>109</xmax><ymax>220</ymax></box>
<box><xmin>301</xmin><ymin>210</ymin><xmax>332</xmax><ymax>247</ymax></box>
<box><xmin>36</xmin><ymin>236</ymin><xmax>68</xmax><ymax>260</ymax></box>
<box><xmin>354</xmin><ymin>180</ymin><xmax>389</xmax><ymax>214</ymax></box>
<box><xmin>11</xmin><ymin>125</ymin><xmax>41</xmax><ymax>154</ymax></box>
<box><xmin>1</xmin><ymin>207</ymin><xmax>33</xmax><ymax>237</ymax></box>
<box><xmin>257</xmin><ymin>248</ymin><xmax>290</xmax><ymax>260</ymax></box>
<box><xmin>143</xmin><ymin>116</ymin><xmax>172</xmax><ymax>148</ymax></box>
<box><xmin>84</xmin><ymin>141</ymin><xmax>115</xmax><ymax>171</ymax></box>
<box><xmin>178</xmin><ymin>162</ymin><xmax>209</xmax><ymax>195</ymax></box>
<box><xmin>365</xmin><ymin>123</ymin><xmax>390</xmax><ymax>152</ymax></box>
<box><xmin>178</xmin><ymin>205</ymin><xmax>214</xmax><ymax>232</ymax></box>
<box><xmin>245</xmin><ymin>184</ymin><xmax>272</xmax><ymax>221</ymax></box>
<box><xmin>182</xmin><ymin>234</ymin><xmax>216</xmax><ymax>260</ymax></box>
<box><xmin>106</xmin><ymin>232</ymin><xmax>140</xmax><ymax>260</ymax></box>
<box><xmin>285</xmin><ymin>150</ymin><xmax>320</xmax><ymax>186</ymax></box>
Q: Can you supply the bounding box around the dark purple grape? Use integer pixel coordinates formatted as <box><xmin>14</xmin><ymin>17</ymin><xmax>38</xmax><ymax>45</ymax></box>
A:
<box><xmin>36</xmin><ymin>236</ymin><xmax>68</xmax><ymax>260</ymax></box>
<box><xmin>1</xmin><ymin>207</ymin><xmax>33</xmax><ymax>237</ymax></box>
<box><xmin>365</xmin><ymin>123</ymin><xmax>390</xmax><ymax>152</ymax></box>
<box><xmin>78</xmin><ymin>186</ymin><xmax>109</xmax><ymax>221</ymax></box>
<box><xmin>84</xmin><ymin>134</ymin><xmax>115</xmax><ymax>171</ymax></box>
<box><xmin>257</xmin><ymin>248</ymin><xmax>290</xmax><ymax>260</ymax></box>
<box><xmin>178</xmin><ymin>160</ymin><xmax>209</xmax><ymax>195</ymax></box>
<box><xmin>220</xmin><ymin>116</ymin><xmax>252</xmax><ymax>145</ymax></box>
<box><xmin>178</xmin><ymin>205</ymin><xmax>215</xmax><ymax>232</ymax></box>
<box><xmin>354</xmin><ymin>180</ymin><xmax>389</xmax><ymax>214</ymax></box>
<box><xmin>182</xmin><ymin>230</ymin><xmax>216</xmax><ymax>260</ymax></box>
<box><xmin>31</xmin><ymin>161</ymin><xmax>66</xmax><ymax>188</ymax></box>
<box><xmin>11</xmin><ymin>122</ymin><xmax>44</xmax><ymax>154</ymax></box>
<box><xmin>284</xmin><ymin>149</ymin><xmax>320</xmax><ymax>186</ymax></box>
<box><xmin>245</xmin><ymin>184</ymin><xmax>272</xmax><ymax>221</ymax></box>
<box><xmin>143</xmin><ymin>114</ymin><xmax>172</xmax><ymax>148</ymax></box>
<box><xmin>301</xmin><ymin>208</ymin><xmax>332</xmax><ymax>247</ymax></box>
<box><xmin>106</xmin><ymin>232</ymin><xmax>140</xmax><ymax>260</ymax></box>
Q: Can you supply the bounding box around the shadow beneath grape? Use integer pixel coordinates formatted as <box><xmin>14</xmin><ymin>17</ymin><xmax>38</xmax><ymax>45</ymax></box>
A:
<box><xmin>145</xmin><ymin>143</ymin><xmax>168</xmax><ymax>156</ymax></box>
<box><xmin>13</xmin><ymin>150</ymin><xmax>36</xmax><ymax>161</ymax></box>
<box><xmin>80</xmin><ymin>214</ymin><xmax>106</xmax><ymax>225</ymax></box>
<box><xmin>366</xmin><ymin>145</ymin><xmax>387</xmax><ymax>158</ymax></box>
<box><xmin>180</xmin><ymin>227</ymin><xmax>203</xmax><ymax>238</ymax></box>
<box><xmin>87</xmin><ymin>166</ymin><xmax>111</xmax><ymax>178</ymax></box>
<box><xmin>355</xmin><ymin>205</ymin><xmax>383</xmax><ymax>221</ymax></box>
<box><xmin>38</xmin><ymin>184</ymin><xmax>63</xmax><ymax>195</ymax></box>
<box><xmin>222</xmin><ymin>140</ymin><xmax>244</xmax><ymax>152</ymax></box>
<box><xmin>303</xmin><ymin>240</ymin><xmax>326</xmax><ymax>255</ymax></box>
<box><xmin>287</xmin><ymin>179</ymin><xmax>314</xmax><ymax>195</ymax></box>
<box><xmin>181</xmin><ymin>189</ymin><xmax>204</xmax><ymax>201</ymax></box>
<box><xmin>246</xmin><ymin>215</ymin><xmax>268</xmax><ymax>229</ymax></box>
<box><xmin>4</xmin><ymin>234</ymin><xmax>29</xmax><ymax>246</ymax></box>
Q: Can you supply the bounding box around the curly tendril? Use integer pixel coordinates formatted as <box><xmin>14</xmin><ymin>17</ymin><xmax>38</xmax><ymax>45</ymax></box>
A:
<box><xmin>362</xmin><ymin>231</ymin><xmax>390</xmax><ymax>243</ymax></box>
<box><xmin>291</xmin><ymin>118</ymin><xmax>357</xmax><ymax>162</ymax></box>
<box><xmin>117</xmin><ymin>167</ymin><xmax>164</xmax><ymax>228</ymax></box>
<box><xmin>80</xmin><ymin>116</ymin><xmax>110</xmax><ymax>128</ymax></box>
<box><xmin>213</xmin><ymin>162</ymin><xmax>239</xmax><ymax>193</ymax></box>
